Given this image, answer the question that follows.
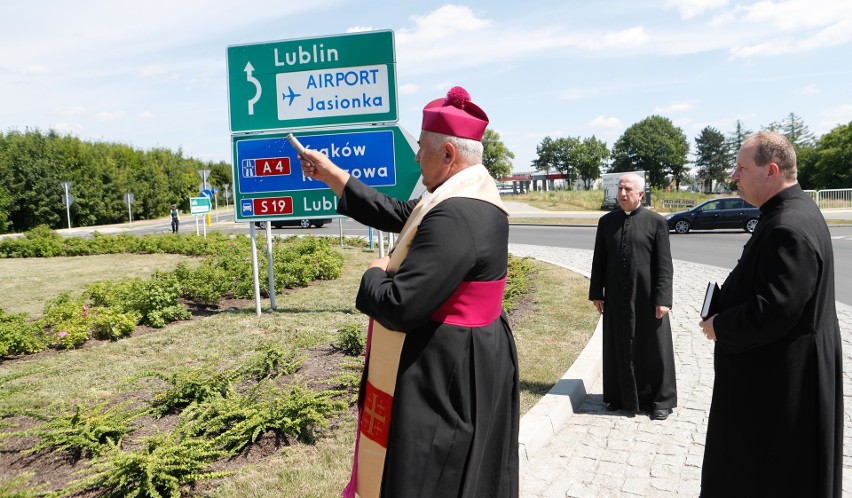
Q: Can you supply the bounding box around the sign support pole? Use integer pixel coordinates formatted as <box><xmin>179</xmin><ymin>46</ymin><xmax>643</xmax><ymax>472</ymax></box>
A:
<box><xmin>63</xmin><ymin>182</ymin><xmax>72</xmax><ymax>229</ymax></box>
<box><xmin>266</xmin><ymin>224</ymin><xmax>276</xmax><ymax>310</ymax></box>
<box><xmin>249</xmin><ymin>223</ymin><xmax>262</xmax><ymax>316</ymax></box>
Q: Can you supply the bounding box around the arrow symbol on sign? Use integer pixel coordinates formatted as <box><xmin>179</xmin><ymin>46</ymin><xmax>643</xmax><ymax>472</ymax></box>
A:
<box><xmin>244</xmin><ymin>62</ymin><xmax>262</xmax><ymax>115</ymax></box>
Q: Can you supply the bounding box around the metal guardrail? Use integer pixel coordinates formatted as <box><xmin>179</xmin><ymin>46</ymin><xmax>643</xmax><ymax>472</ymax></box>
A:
<box><xmin>798</xmin><ymin>189</ymin><xmax>851</xmax><ymax>209</ymax></box>
<box><xmin>817</xmin><ymin>188</ymin><xmax>852</xmax><ymax>209</ymax></box>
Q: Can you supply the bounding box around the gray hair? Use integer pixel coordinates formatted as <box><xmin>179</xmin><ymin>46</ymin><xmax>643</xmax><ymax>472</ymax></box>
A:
<box><xmin>421</xmin><ymin>131</ymin><xmax>483</xmax><ymax>164</ymax></box>
<box><xmin>619</xmin><ymin>173</ymin><xmax>645</xmax><ymax>192</ymax></box>
<box><xmin>745</xmin><ymin>131</ymin><xmax>797</xmax><ymax>180</ymax></box>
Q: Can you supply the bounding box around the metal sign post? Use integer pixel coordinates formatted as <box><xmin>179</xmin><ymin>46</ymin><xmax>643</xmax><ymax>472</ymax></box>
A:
<box><xmin>189</xmin><ymin>197</ymin><xmax>212</xmax><ymax>238</ymax></box>
<box><xmin>265</xmin><ymin>224</ymin><xmax>276</xmax><ymax>310</ymax></box>
<box><xmin>249</xmin><ymin>222</ymin><xmax>262</xmax><ymax>316</ymax></box>
<box><xmin>124</xmin><ymin>192</ymin><xmax>135</xmax><ymax>223</ymax></box>
<box><xmin>60</xmin><ymin>181</ymin><xmax>72</xmax><ymax>229</ymax></box>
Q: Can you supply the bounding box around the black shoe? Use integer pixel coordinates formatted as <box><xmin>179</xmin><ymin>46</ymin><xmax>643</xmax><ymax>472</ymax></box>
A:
<box><xmin>605</xmin><ymin>403</ymin><xmax>622</xmax><ymax>412</ymax></box>
<box><xmin>650</xmin><ymin>408</ymin><xmax>672</xmax><ymax>420</ymax></box>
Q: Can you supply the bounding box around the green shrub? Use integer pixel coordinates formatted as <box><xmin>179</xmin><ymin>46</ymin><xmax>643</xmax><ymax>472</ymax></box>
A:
<box><xmin>37</xmin><ymin>293</ymin><xmax>93</xmax><ymax>349</ymax></box>
<box><xmin>335</xmin><ymin>323</ymin><xmax>366</xmax><ymax>356</ymax></box>
<box><xmin>0</xmin><ymin>309</ymin><xmax>47</xmax><ymax>357</ymax></box>
<box><xmin>6</xmin><ymin>401</ymin><xmax>145</xmax><ymax>459</ymax></box>
<box><xmin>83</xmin><ymin>279</ymin><xmax>132</xmax><ymax>309</ymax></box>
<box><xmin>174</xmin><ymin>261</ymin><xmax>231</xmax><ymax>306</ymax></box>
<box><xmin>504</xmin><ymin>256</ymin><xmax>536</xmax><ymax>314</ymax></box>
<box><xmin>49</xmin><ymin>320</ymin><xmax>90</xmax><ymax>349</ymax></box>
<box><xmin>179</xmin><ymin>382</ymin><xmax>346</xmax><ymax>451</ymax></box>
<box><xmin>90</xmin><ymin>307</ymin><xmax>139</xmax><ymax>341</ymax></box>
<box><xmin>238</xmin><ymin>345</ymin><xmax>304</xmax><ymax>380</ymax></box>
<box><xmin>148</xmin><ymin>368</ymin><xmax>234</xmax><ymax>417</ymax></box>
<box><xmin>71</xmin><ymin>432</ymin><xmax>228</xmax><ymax>497</ymax></box>
<box><xmin>269</xmin><ymin>385</ymin><xmax>347</xmax><ymax>444</ymax></box>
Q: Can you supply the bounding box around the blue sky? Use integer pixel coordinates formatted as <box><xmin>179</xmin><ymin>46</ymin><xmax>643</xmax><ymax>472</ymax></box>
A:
<box><xmin>1</xmin><ymin>0</ymin><xmax>850</xmax><ymax>174</ymax></box>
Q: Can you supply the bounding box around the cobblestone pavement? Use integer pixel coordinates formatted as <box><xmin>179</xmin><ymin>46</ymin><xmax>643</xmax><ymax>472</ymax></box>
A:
<box><xmin>509</xmin><ymin>244</ymin><xmax>852</xmax><ymax>498</ymax></box>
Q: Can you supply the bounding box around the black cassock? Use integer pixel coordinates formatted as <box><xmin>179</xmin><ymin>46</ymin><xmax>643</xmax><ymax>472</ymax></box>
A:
<box><xmin>338</xmin><ymin>177</ymin><xmax>520</xmax><ymax>498</ymax></box>
<box><xmin>589</xmin><ymin>207</ymin><xmax>676</xmax><ymax>413</ymax></box>
<box><xmin>701</xmin><ymin>185</ymin><xmax>843</xmax><ymax>497</ymax></box>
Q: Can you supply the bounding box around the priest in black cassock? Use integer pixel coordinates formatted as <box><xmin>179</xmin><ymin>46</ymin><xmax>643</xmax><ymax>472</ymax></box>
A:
<box><xmin>589</xmin><ymin>173</ymin><xmax>677</xmax><ymax>421</ymax></box>
<box><xmin>699</xmin><ymin>131</ymin><xmax>842</xmax><ymax>497</ymax></box>
<box><xmin>299</xmin><ymin>87</ymin><xmax>519</xmax><ymax>498</ymax></box>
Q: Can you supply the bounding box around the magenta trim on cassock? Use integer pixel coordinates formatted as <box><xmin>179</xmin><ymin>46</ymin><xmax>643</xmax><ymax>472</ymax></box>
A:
<box><xmin>430</xmin><ymin>278</ymin><xmax>506</xmax><ymax>326</ymax></box>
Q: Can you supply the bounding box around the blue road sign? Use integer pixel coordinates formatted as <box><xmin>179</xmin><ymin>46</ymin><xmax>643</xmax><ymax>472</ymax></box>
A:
<box><xmin>230</xmin><ymin>125</ymin><xmax>421</xmax><ymax>223</ymax></box>
<box><xmin>236</xmin><ymin>129</ymin><xmax>396</xmax><ymax>195</ymax></box>
<box><xmin>201</xmin><ymin>189</ymin><xmax>214</xmax><ymax>199</ymax></box>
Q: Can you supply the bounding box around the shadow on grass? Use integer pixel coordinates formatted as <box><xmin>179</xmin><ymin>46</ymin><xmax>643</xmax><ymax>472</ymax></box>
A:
<box><xmin>519</xmin><ymin>378</ymin><xmax>558</xmax><ymax>398</ymax></box>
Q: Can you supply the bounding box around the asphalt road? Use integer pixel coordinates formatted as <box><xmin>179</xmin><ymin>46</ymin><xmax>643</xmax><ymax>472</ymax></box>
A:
<box><xmin>45</xmin><ymin>208</ymin><xmax>852</xmax><ymax>306</ymax></box>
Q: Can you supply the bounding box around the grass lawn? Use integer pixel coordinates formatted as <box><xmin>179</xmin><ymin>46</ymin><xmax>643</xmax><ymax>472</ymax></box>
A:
<box><xmin>0</xmin><ymin>246</ymin><xmax>597</xmax><ymax>497</ymax></box>
<box><xmin>0</xmin><ymin>254</ymin><xmax>201</xmax><ymax>317</ymax></box>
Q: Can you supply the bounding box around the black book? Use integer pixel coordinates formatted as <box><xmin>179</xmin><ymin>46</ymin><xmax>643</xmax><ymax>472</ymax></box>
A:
<box><xmin>701</xmin><ymin>282</ymin><xmax>720</xmax><ymax>319</ymax></box>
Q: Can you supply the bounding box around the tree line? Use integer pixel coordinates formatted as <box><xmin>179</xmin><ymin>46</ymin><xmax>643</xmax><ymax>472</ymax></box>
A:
<box><xmin>3</xmin><ymin>116</ymin><xmax>848</xmax><ymax>233</ymax></box>
<box><xmin>506</xmin><ymin>113</ymin><xmax>851</xmax><ymax>192</ymax></box>
<box><xmin>0</xmin><ymin>129</ymin><xmax>231</xmax><ymax>233</ymax></box>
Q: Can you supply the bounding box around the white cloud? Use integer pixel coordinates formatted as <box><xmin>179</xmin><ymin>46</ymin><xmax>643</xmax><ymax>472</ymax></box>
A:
<box><xmin>729</xmin><ymin>20</ymin><xmax>852</xmax><ymax>58</ymax></box>
<box><xmin>346</xmin><ymin>26</ymin><xmax>375</xmax><ymax>33</ymax></box>
<box><xmin>654</xmin><ymin>101</ymin><xmax>698</xmax><ymax>113</ymax></box>
<box><xmin>589</xmin><ymin>116</ymin><xmax>623</xmax><ymax>129</ymax></box>
<box><xmin>580</xmin><ymin>27</ymin><xmax>649</xmax><ymax>50</ymax></box>
<box><xmin>138</xmin><ymin>111</ymin><xmax>155</xmax><ymax>119</ymax></box>
<box><xmin>667</xmin><ymin>0</ymin><xmax>729</xmax><ymax>20</ymax></box>
<box><xmin>735</xmin><ymin>0</ymin><xmax>852</xmax><ymax>31</ymax></box>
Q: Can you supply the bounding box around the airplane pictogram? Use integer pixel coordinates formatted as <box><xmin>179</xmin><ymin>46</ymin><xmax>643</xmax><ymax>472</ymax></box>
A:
<box><xmin>281</xmin><ymin>86</ymin><xmax>301</xmax><ymax>106</ymax></box>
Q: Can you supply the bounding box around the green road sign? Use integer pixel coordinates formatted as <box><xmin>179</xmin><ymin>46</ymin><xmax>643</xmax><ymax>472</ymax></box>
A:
<box><xmin>227</xmin><ymin>30</ymin><xmax>397</xmax><ymax>133</ymax></box>
<box><xmin>190</xmin><ymin>197</ymin><xmax>212</xmax><ymax>215</ymax></box>
<box><xmin>231</xmin><ymin>125</ymin><xmax>423</xmax><ymax>223</ymax></box>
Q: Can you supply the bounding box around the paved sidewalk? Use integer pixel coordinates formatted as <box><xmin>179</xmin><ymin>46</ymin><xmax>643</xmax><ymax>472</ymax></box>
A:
<box><xmin>509</xmin><ymin>243</ymin><xmax>852</xmax><ymax>497</ymax></box>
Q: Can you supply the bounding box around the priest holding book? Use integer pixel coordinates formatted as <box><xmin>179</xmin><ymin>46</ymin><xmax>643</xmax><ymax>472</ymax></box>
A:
<box><xmin>698</xmin><ymin>131</ymin><xmax>842</xmax><ymax>497</ymax></box>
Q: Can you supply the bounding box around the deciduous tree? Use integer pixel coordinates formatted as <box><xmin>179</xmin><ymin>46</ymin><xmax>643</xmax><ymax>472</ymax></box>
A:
<box><xmin>610</xmin><ymin>115</ymin><xmax>689</xmax><ymax>189</ymax></box>
<box><xmin>481</xmin><ymin>129</ymin><xmax>515</xmax><ymax>179</ymax></box>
